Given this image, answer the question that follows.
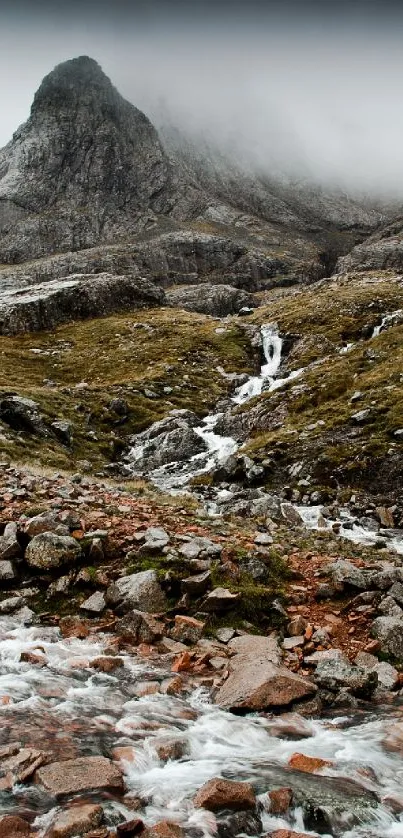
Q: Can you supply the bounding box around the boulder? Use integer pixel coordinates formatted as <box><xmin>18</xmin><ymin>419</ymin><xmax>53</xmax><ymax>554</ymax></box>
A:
<box><xmin>0</xmin><ymin>560</ymin><xmax>16</xmax><ymax>581</ymax></box>
<box><xmin>47</xmin><ymin>803</ymin><xmax>103</xmax><ymax>837</ymax></box>
<box><xmin>179</xmin><ymin>537</ymin><xmax>222</xmax><ymax>560</ymax></box>
<box><xmin>25</xmin><ymin>511</ymin><xmax>67</xmax><ymax>537</ymax></box>
<box><xmin>371</xmin><ymin>616</ymin><xmax>403</xmax><ymax>661</ymax></box>
<box><xmin>215</xmin><ymin>634</ymin><xmax>315</xmax><ymax>711</ymax></box>
<box><xmin>314</xmin><ymin>656</ymin><xmax>377</xmax><ymax>698</ymax></box>
<box><xmin>355</xmin><ymin>652</ymin><xmax>399</xmax><ymax>691</ymax></box>
<box><xmin>181</xmin><ymin>570</ymin><xmax>211</xmax><ymax>597</ymax></box>
<box><xmin>288</xmin><ymin>753</ymin><xmax>332</xmax><ymax>774</ymax></box>
<box><xmin>166</xmin><ymin>283</ymin><xmax>256</xmax><ymax>317</ymax></box>
<box><xmin>25</xmin><ymin>532</ymin><xmax>81</xmax><ymax>570</ymax></box>
<box><xmin>268</xmin><ymin>787</ymin><xmax>293</xmax><ymax>814</ymax></box>
<box><xmin>106</xmin><ymin>570</ymin><xmax>168</xmax><ymax>613</ymax></box>
<box><xmin>203</xmin><ymin>587</ymin><xmax>239</xmax><ymax>612</ymax></box>
<box><xmin>327</xmin><ymin>560</ymin><xmax>367</xmax><ymax>591</ymax></box>
<box><xmin>0</xmin><ymin>522</ymin><xmax>21</xmax><ymax>560</ymax></box>
<box><xmin>116</xmin><ymin>610</ymin><xmax>165</xmax><ymax>644</ymax></box>
<box><xmin>0</xmin><ymin>816</ymin><xmax>32</xmax><ymax>837</ymax></box>
<box><xmin>140</xmin><ymin>527</ymin><xmax>170</xmax><ymax>553</ymax></box>
<box><xmin>80</xmin><ymin>591</ymin><xmax>106</xmax><ymax>614</ymax></box>
<box><xmin>35</xmin><ymin>756</ymin><xmax>124</xmax><ymax>796</ymax></box>
<box><xmin>194</xmin><ymin>778</ymin><xmax>256</xmax><ymax>811</ymax></box>
<box><xmin>128</xmin><ymin>412</ymin><xmax>207</xmax><ymax>471</ymax></box>
<box><xmin>0</xmin><ymin>396</ymin><xmax>47</xmax><ymax>435</ymax></box>
<box><xmin>170</xmin><ymin>615</ymin><xmax>205</xmax><ymax>645</ymax></box>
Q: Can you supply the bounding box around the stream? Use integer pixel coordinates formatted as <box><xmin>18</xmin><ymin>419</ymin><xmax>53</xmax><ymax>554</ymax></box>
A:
<box><xmin>1</xmin><ymin>616</ymin><xmax>403</xmax><ymax>837</ymax></box>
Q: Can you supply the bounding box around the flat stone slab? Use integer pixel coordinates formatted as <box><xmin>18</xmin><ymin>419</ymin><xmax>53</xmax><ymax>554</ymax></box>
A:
<box><xmin>35</xmin><ymin>756</ymin><xmax>124</xmax><ymax>797</ymax></box>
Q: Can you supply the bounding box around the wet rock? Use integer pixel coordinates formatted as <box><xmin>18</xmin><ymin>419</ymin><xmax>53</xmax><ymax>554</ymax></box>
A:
<box><xmin>371</xmin><ymin>616</ymin><xmax>403</xmax><ymax>661</ymax></box>
<box><xmin>170</xmin><ymin>615</ymin><xmax>205</xmax><ymax>644</ymax></box>
<box><xmin>59</xmin><ymin>615</ymin><xmax>91</xmax><ymax>638</ymax></box>
<box><xmin>314</xmin><ymin>655</ymin><xmax>377</xmax><ymax>698</ymax></box>
<box><xmin>382</xmin><ymin>793</ymin><xmax>403</xmax><ymax>814</ymax></box>
<box><xmin>47</xmin><ymin>803</ymin><xmax>103</xmax><ymax>837</ymax></box>
<box><xmin>215</xmin><ymin>634</ymin><xmax>315</xmax><ymax>711</ymax></box>
<box><xmin>268</xmin><ymin>787</ymin><xmax>293</xmax><ymax>814</ymax></box>
<box><xmin>20</xmin><ymin>650</ymin><xmax>47</xmax><ymax>666</ymax></box>
<box><xmin>203</xmin><ymin>587</ymin><xmax>239</xmax><ymax>612</ymax></box>
<box><xmin>217</xmin><ymin>810</ymin><xmax>262</xmax><ymax>838</ymax></box>
<box><xmin>383</xmin><ymin>721</ymin><xmax>403</xmax><ymax>754</ymax></box>
<box><xmin>116</xmin><ymin>610</ymin><xmax>164</xmax><ymax>644</ymax></box>
<box><xmin>0</xmin><ymin>595</ymin><xmax>24</xmax><ymax>614</ymax></box>
<box><xmin>0</xmin><ymin>522</ymin><xmax>21</xmax><ymax>560</ymax></box>
<box><xmin>0</xmin><ymin>746</ymin><xmax>46</xmax><ymax>785</ymax></box>
<box><xmin>80</xmin><ymin>591</ymin><xmax>106</xmax><ymax>614</ymax></box>
<box><xmin>0</xmin><ymin>816</ymin><xmax>32</xmax><ymax>837</ymax></box>
<box><xmin>106</xmin><ymin>570</ymin><xmax>168</xmax><ymax>614</ymax></box>
<box><xmin>271</xmin><ymin>832</ymin><xmax>311</xmax><ymax>838</ymax></box>
<box><xmin>25</xmin><ymin>532</ymin><xmax>81</xmax><ymax>570</ymax></box>
<box><xmin>144</xmin><ymin>823</ymin><xmax>182</xmax><ymax>838</ymax></box>
<box><xmin>35</xmin><ymin>755</ymin><xmax>124</xmax><ymax>796</ymax></box>
<box><xmin>179</xmin><ymin>537</ymin><xmax>222</xmax><ymax>560</ymax></box>
<box><xmin>267</xmin><ymin>713</ymin><xmax>314</xmax><ymax>740</ymax></box>
<box><xmin>194</xmin><ymin>777</ymin><xmax>256</xmax><ymax>811</ymax></box>
<box><xmin>181</xmin><ymin>570</ymin><xmax>211</xmax><ymax>597</ymax></box>
<box><xmin>288</xmin><ymin>753</ymin><xmax>332</xmax><ymax>774</ymax></box>
<box><xmin>376</xmin><ymin>506</ymin><xmax>395</xmax><ymax>528</ymax></box>
<box><xmin>90</xmin><ymin>656</ymin><xmax>124</xmax><ymax>673</ymax></box>
<box><xmin>153</xmin><ymin>737</ymin><xmax>187</xmax><ymax>762</ymax></box>
<box><xmin>355</xmin><ymin>652</ymin><xmax>399</xmax><ymax>690</ymax></box>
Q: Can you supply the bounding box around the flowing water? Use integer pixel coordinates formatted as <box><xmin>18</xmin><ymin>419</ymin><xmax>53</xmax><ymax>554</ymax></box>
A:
<box><xmin>1</xmin><ymin>616</ymin><xmax>403</xmax><ymax>837</ymax></box>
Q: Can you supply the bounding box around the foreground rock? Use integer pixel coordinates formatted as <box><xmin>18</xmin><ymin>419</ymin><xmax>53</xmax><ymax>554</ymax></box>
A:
<box><xmin>47</xmin><ymin>803</ymin><xmax>103</xmax><ymax>837</ymax></box>
<box><xmin>106</xmin><ymin>570</ymin><xmax>168</xmax><ymax>613</ymax></box>
<box><xmin>35</xmin><ymin>756</ymin><xmax>124</xmax><ymax>797</ymax></box>
<box><xmin>0</xmin><ymin>816</ymin><xmax>33</xmax><ymax>837</ymax></box>
<box><xmin>214</xmin><ymin>634</ymin><xmax>316</xmax><ymax>710</ymax></box>
<box><xmin>194</xmin><ymin>778</ymin><xmax>256</xmax><ymax>811</ymax></box>
<box><xmin>25</xmin><ymin>532</ymin><xmax>81</xmax><ymax>570</ymax></box>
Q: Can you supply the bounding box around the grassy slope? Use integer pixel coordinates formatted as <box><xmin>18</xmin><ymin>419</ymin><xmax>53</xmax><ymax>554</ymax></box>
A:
<box><xmin>0</xmin><ymin>308</ymin><xmax>254</xmax><ymax>470</ymax></box>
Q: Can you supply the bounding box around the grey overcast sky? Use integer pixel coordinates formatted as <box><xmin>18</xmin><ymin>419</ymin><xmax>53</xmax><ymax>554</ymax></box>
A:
<box><xmin>1</xmin><ymin>1</ymin><xmax>403</xmax><ymax>195</ymax></box>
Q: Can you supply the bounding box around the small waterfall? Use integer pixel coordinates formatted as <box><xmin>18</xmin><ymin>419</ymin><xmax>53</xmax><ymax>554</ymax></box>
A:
<box><xmin>233</xmin><ymin>324</ymin><xmax>283</xmax><ymax>405</ymax></box>
<box><xmin>372</xmin><ymin>309</ymin><xmax>403</xmax><ymax>338</ymax></box>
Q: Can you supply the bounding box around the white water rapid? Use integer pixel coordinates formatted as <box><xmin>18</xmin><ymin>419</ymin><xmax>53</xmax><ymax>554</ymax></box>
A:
<box><xmin>1</xmin><ymin>615</ymin><xmax>403</xmax><ymax>836</ymax></box>
<box><xmin>297</xmin><ymin>505</ymin><xmax>403</xmax><ymax>556</ymax></box>
<box><xmin>372</xmin><ymin>310</ymin><xmax>403</xmax><ymax>338</ymax></box>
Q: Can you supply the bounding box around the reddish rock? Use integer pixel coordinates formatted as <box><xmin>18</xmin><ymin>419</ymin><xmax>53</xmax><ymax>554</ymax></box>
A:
<box><xmin>171</xmin><ymin>651</ymin><xmax>193</xmax><ymax>672</ymax></box>
<box><xmin>112</xmin><ymin>746</ymin><xmax>137</xmax><ymax>765</ymax></box>
<box><xmin>90</xmin><ymin>656</ymin><xmax>124</xmax><ymax>673</ymax></box>
<box><xmin>271</xmin><ymin>832</ymin><xmax>312</xmax><ymax>838</ymax></box>
<box><xmin>194</xmin><ymin>777</ymin><xmax>256</xmax><ymax>811</ymax></box>
<box><xmin>170</xmin><ymin>616</ymin><xmax>204</xmax><ymax>645</ymax></box>
<box><xmin>116</xmin><ymin>819</ymin><xmax>145</xmax><ymax>836</ymax></box>
<box><xmin>20</xmin><ymin>650</ymin><xmax>47</xmax><ymax>667</ymax></box>
<box><xmin>154</xmin><ymin>738</ymin><xmax>187</xmax><ymax>762</ymax></box>
<box><xmin>35</xmin><ymin>756</ymin><xmax>124</xmax><ymax>796</ymax></box>
<box><xmin>268</xmin><ymin>787</ymin><xmax>293</xmax><ymax>814</ymax></box>
<box><xmin>47</xmin><ymin>803</ymin><xmax>103</xmax><ymax>837</ymax></box>
<box><xmin>59</xmin><ymin>616</ymin><xmax>91</xmax><ymax>639</ymax></box>
<box><xmin>288</xmin><ymin>753</ymin><xmax>332</xmax><ymax>774</ymax></box>
<box><xmin>382</xmin><ymin>793</ymin><xmax>403</xmax><ymax>814</ymax></box>
<box><xmin>144</xmin><ymin>823</ymin><xmax>183</xmax><ymax>838</ymax></box>
<box><xmin>0</xmin><ymin>747</ymin><xmax>47</xmax><ymax>786</ymax></box>
<box><xmin>383</xmin><ymin>721</ymin><xmax>403</xmax><ymax>754</ymax></box>
<box><xmin>0</xmin><ymin>815</ymin><xmax>32</xmax><ymax>836</ymax></box>
<box><xmin>214</xmin><ymin>659</ymin><xmax>316</xmax><ymax>711</ymax></box>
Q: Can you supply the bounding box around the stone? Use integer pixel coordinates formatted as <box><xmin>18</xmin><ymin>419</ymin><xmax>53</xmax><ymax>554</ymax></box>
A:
<box><xmin>51</xmin><ymin>420</ymin><xmax>74</xmax><ymax>446</ymax></box>
<box><xmin>378</xmin><ymin>596</ymin><xmax>403</xmax><ymax>618</ymax></box>
<box><xmin>351</xmin><ymin>408</ymin><xmax>371</xmax><ymax>424</ymax></box>
<box><xmin>144</xmin><ymin>823</ymin><xmax>183</xmax><ymax>838</ymax></box>
<box><xmin>283</xmin><ymin>636</ymin><xmax>305</xmax><ymax>650</ymax></box>
<box><xmin>287</xmin><ymin>615</ymin><xmax>307</xmax><ymax>636</ymax></box>
<box><xmin>376</xmin><ymin>506</ymin><xmax>395</xmax><ymax>528</ymax></box>
<box><xmin>215</xmin><ymin>627</ymin><xmax>236</xmax><ymax>644</ymax></box>
<box><xmin>355</xmin><ymin>651</ymin><xmax>399</xmax><ymax>690</ymax></box>
<box><xmin>25</xmin><ymin>532</ymin><xmax>81</xmax><ymax>570</ymax></box>
<box><xmin>116</xmin><ymin>610</ymin><xmax>164</xmax><ymax>644</ymax></box>
<box><xmin>181</xmin><ymin>570</ymin><xmax>211</xmax><ymax>597</ymax></box>
<box><xmin>0</xmin><ymin>816</ymin><xmax>32</xmax><ymax>837</ymax></box>
<box><xmin>154</xmin><ymin>738</ymin><xmax>187</xmax><ymax>762</ymax></box>
<box><xmin>268</xmin><ymin>713</ymin><xmax>314</xmax><ymax>739</ymax></box>
<box><xmin>179</xmin><ymin>537</ymin><xmax>222</xmax><ymax>560</ymax></box>
<box><xmin>106</xmin><ymin>570</ymin><xmax>168</xmax><ymax>613</ymax></box>
<box><xmin>0</xmin><ymin>560</ymin><xmax>16</xmax><ymax>581</ymax></box>
<box><xmin>88</xmin><ymin>538</ymin><xmax>104</xmax><ymax>563</ymax></box>
<box><xmin>80</xmin><ymin>591</ymin><xmax>106</xmax><ymax>614</ymax></box>
<box><xmin>35</xmin><ymin>756</ymin><xmax>124</xmax><ymax>796</ymax></box>
<box><xmin>140</xmin><ymin>527</ymin><xmax>170</xmax><ymax>552</ymax></box>
<box><xmin>388</xmin><ymin>581</ymin><xmax>403</xmax><ymax>606</ymax></box>
<box><xmin>215</xmin><ymin>634</ymin><xmax>315</xmax><ymax>711</ymax></box>
<box><xmin>90</xmin><ymin>656</ymin><xmax>124</xmax><ymax>673</ymax></box>
<box><xmin>194</xmin><ymin>778</ymin><xmax>256</xmax><ymax>811</ymax></box>
<box><xmin>288</xmin><ymin>753</ymin><xmax>332</xmax><ymax>773</ymax></box>
<box><xmin>47</xmin><ymin>804</ymin><xmax>103</xmax><ymax>837</ymax></box>
<box><xmin>254</xmin><ymin>532</ymin><xmax>273</xmax><ymax>546</ymax></box>
<box><xmin>328</xmin><ymin>560</ymin><xmax>367</xmax><ymax>590</ymax></box>
<box><xmin>170</xmin><ymin>615</ymin><xmax>205</xmax><ymax>645</ymax></box>
<box><xmin>383</xmin><ymin>721</ymin><xmax>403</xmax><ymax>754</ymax></box>
<box><xmin>166</xmin><ymin>283</ymin><xmax>256</xmax><ymax>316</ymax></box>
<box><xmin>371</xmin><ymin>616</ymin><xmax>403</xmax><ymax>661</ymax></box>
<box><xmin>0</xmin><ymin>595</ymin><xmax>24</xmax><ymax>614</ymax></box>
<box><xmin>0</xmin><ymin>522</ymin><xmax>21</xmax><ymax>560</ymax></box>
<box><xmin>203</xmin><ymin>587</ymin><xmax>239</xmax><ymax>612</ymax></box>
<box><xmin>217</xmin><ymin>810</ymin><xmax>262</xmax><ymax>838</ymax></box>
<box><xmin>280</xmin><ymin>503</ymin><xmax>303</xmax><ymax>526</ymax></box>
<box><xmin>314</xmin><ymin>656</ymin><xmax>377</xmax><ymax>698</ymax></box>
<box><xmin>271</xmin><ymin>832</ymin><xmax>312</xmax><ymax>838</ymax></box>
<box><xmin>0</xmin><ymin>746</ymin><xmax>46</xmax><ymax>785</ymax></box>
<box><xmin>268</xmin><ymin>787</ymin><xmax>293</xmax><ymax>814</ymax></box>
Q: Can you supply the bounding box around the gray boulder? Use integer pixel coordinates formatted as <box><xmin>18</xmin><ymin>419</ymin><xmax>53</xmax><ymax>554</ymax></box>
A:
<box><xmin>25</xmin><ymin>532</ymin><xmax>81</xmax><ymax>570</ymax></box>
<box><xmin>0</xmin><ymin>396</ymin><xmax>47</xmax><ymax>436</ymax></box>
<box><xmin>179</xmin><ymin>537</ymin><xmax>222</xmax><ymax>560</ymax></box>
<box><xmin>355</xmin><ymin>652</ymin><xmax>399</xmax><ymax>691</ymax></box>
<box><xmin>128</xmin><ymin>411</ymin><xmax>207</xmax><ymax>471</ymax></box>
<box><xmin>80</xmin><ymin>591</ymin><xmax>106</xmax><ymax>614</ymax></box>
<box><xmin>166</xmin><ymin>283</ymin><xmax>257</xmax><ymax>316</ymax></box>
<box><xmin>0</xmin><ymin>522</ymin><xmax>21</xmax><ymax>560</ymax></box>
<box><xmin>371</xmin><ymin>616</ymin><xmax>403</xmax><ymax>662</ymax></box>
<box><xmin>314</xmin><ymin>655</ymin><xmax>377</xmax><ymax>698</ymax></box>
<box><xmin>115</xmin><ymin>609</ymin><xmax>164</xmax><ymax>644</ymax></box>
<box><xmin>106</xmin><ymin>569</ymin><xmax>168</xmax><ymax>613</ymax></box>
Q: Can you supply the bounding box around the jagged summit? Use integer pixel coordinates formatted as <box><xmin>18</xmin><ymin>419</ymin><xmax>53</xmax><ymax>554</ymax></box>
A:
<box><xmin>0</xmin><ymin>56</ymin><xmax>174</xmax><ymax>262</ymax></box>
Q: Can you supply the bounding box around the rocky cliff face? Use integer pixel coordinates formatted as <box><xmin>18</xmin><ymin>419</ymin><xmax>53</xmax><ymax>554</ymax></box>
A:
<box><xmin>0</xmin><ymin>56</ymin><xmax>174</xmax><ymax>262</ymax></box>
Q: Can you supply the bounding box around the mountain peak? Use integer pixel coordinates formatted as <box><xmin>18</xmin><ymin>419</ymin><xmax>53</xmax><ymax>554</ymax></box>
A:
<box><xmin>31</xmin><ymin>55</ymin><xmax>118</xmax><ymax>115</ymax></box>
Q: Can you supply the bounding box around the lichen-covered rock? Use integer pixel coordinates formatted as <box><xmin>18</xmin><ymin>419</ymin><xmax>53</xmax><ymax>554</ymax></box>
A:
<box><xmin>314</xmin><ymin>655</ymin><xmax>378</xmax><ymax>698</ymax></box>
<box><xmin>35</xmin><ymin>755</ymin><xmax>123</xmax><ymax>797</ymax></box>
<box><xmin>25</xmin><ymin>532</ymin><xmax>81</xmax><ymax>570</ymax></box>
<box><xmin>371</xmin><ymin>616</ymin><xmax>403</xmax><ymax>662</ymax></box>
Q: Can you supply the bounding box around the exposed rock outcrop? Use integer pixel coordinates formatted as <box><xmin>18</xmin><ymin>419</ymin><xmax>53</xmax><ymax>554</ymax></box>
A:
<box><xmin>166</xmin><ymin>283</ymin><xmax>256</xmax><ymax>316</ymax></box>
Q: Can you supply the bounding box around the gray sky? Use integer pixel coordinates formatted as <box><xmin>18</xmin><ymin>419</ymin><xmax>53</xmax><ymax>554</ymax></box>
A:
<box><xmin>1</xmin><ymin>1</ymin><xmax>403</xmax><ymax>196</ymax></box>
